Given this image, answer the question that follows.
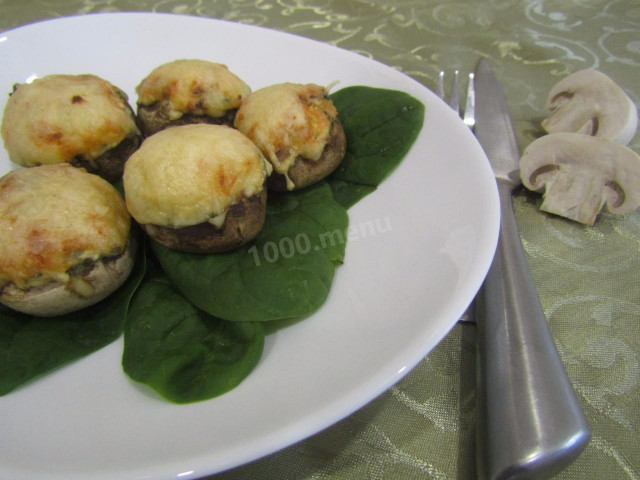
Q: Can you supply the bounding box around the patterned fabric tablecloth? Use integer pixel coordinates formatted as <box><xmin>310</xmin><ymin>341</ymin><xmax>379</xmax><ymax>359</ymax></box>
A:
<box><xmin>1</xmin><ymin>1</ymin><xmax>639</xmax><ymax>479</ymax></box>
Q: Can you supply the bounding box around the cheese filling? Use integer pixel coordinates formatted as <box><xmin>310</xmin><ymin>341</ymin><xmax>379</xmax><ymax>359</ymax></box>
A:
<box><xmin>1</xmin><ymin>74</ymin><xmax>140</xmax><ymax>167</ymax></box>
<box><xmin>123</xmin><ymin>124</ymin><xmax>269</xmax><ymax>228</ymax></box>
<box><xmin>136</xmin><ymin>59</ymin><xmax>251</xmax><ymax>120</ymax></box>
<box><xmin>0</xmin><ymin>164</ymin><xmax>131</xmax><ymax>291</ymax></box>
<box><xmin>234</xmin><ymin>83</ymin><xmax>337</xmax><ymax>187</ymax></box>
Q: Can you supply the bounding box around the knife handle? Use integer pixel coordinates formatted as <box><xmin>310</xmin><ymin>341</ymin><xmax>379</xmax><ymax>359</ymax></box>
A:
<box><xmin>475</xmin><ymin>180</ymin><xmax>591</xmax><ymax>480</ymax></box>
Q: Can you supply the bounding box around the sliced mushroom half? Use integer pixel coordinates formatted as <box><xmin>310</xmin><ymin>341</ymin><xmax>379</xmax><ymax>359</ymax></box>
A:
<box><xmin>520</xmin><ymin>132</ymin><xmax>640</xmax><ymax>225</ymax></box>
<box><xmin>541</xmin><ymin>69</ymin><xmax>638</xmax><ymax>145</ymax></box>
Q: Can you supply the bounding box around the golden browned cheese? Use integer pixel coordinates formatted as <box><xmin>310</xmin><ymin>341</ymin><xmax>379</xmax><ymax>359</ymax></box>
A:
<box><xmin>1</xmin><ymin>74</ymin><xmax>139</xmax><ymax>167</ymax></box>
<box><xmin>136</xmin><ymin>59</ymin><xmax>251</xmax><ymax>119</ymax></box>
<box><xmin>0</xmin><ymin>164</ymin><xmax>131</xmax><ymax>289</ymax></box>
<box><xmin>123</xmin><ymin>124</ymin><xmax>269</xmax><ymax>228</ymax></box>
<box><xmin>234</xmin><ymin>83</ymin><xmax>337</xmax><ymax>188</ymax></box>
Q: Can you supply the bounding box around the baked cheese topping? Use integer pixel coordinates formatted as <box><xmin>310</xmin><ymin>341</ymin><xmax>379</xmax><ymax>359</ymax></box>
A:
<box><xmin>136</xmin><ymin>59</ymin><xmax>251</xmax><ymax>120</ymax></box>
<box><xmin>123</xmin><ymin>124</ymin><xmax>268</xmax><ymax>228</ymax></box>
<box><xmin>234</xmin><ymin>83</ymin><xmax>337</xmax><ymax>186</ymax></box>
<box><xmin>0</xmin><ymin>164</ymin><xmax>131</xmax><ymax>289</ymax></box>
<box><xmin>1</xmin><ymin>74</ymin><xmax>139</xmax><ymax>167</ymax></box>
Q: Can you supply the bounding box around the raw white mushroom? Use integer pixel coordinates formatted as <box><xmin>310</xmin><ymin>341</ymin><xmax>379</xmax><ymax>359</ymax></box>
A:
<box><xmin>541</xmin><ymin>69</ymin><xmax>638</xmax><ymax>145</ymax></box>
<box><xmin>519</xmin><ymin>132</ymin><xmax>640</xmax><ymax>226</ymax></box>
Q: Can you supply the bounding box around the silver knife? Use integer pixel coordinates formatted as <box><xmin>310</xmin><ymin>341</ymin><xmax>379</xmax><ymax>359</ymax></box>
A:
<box><xmin>473</xmin><ymin>59</ymin><xmax>591</xmax><ymax>479</ymax></box>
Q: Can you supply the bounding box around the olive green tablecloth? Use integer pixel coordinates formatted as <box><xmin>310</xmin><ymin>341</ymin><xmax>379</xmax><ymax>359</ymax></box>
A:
<box><xmin>1</xmin><ymin>1</ymin><xmax>639</xmax><ymax>479</ymax></box>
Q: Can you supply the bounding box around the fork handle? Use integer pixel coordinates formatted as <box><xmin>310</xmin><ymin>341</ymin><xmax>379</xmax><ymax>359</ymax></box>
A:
<box><xmin>475</xmin><ymin>179</ymin><xmax>591</xmax><ymax>480</ymax></box>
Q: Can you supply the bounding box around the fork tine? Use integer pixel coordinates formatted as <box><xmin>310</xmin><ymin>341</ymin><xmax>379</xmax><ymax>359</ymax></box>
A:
<box><xmin>436</xmin><ymin>70</ymin><xmax>445</xmax><ymax>100</ymax></box>
<box><xmin>463</xmin><ymin>72</ymin><xmax>476</xmax><ymax>130</ymax></box>
<box><xmin>448</xmin><ymin>70</ymin><xmax>460</xmax><ymax>114</ymax></box>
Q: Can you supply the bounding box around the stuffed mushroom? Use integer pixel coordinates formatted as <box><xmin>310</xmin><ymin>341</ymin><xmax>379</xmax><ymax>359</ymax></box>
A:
<box><xmin>123</xmin><ymin>124</ymin><xmax>270</xmax><ymax>253</ymax></box>
<box><xmin>1</xmin><ymin>74</ymin><xmax>141</xmax><ymax>182</ymax></box>
<box><xmin>234</xmin><ymin>82</ymin><xmax>346</xmax><ymax>191</ymax></box>
<box><xmin>135</xmin><ymin>59</ymin><xmax>251</xmax><ymax>136</ymax></box>
<box><xmin>0</xmin><ymin>164</ymin><xmax>137</xmax><ymax>317</ymax></box>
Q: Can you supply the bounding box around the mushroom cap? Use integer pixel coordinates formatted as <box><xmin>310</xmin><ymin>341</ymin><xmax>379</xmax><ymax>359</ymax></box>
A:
<box><xmin>0</xmin><ymin>164</ymin><xmax>131</xmax><ymax>288</ymax></box>
<box><xmin>519</xmin><ymin>132</ymin><xmax>640</xmax><ymax>225</ymax></box>
<box><xmin>136</xmin><ymin>59</ymin><xmax>251</xmax><ymax>119</ymax></box>
<box><xmin>234</xmin><ymin>83</ymin><xmax>339</xmax><ymax>190</ymax></box>
<box><xmin>123</xmin><ymin>124</ymin><xmax>268</xmax><ymax>229</ymax></box>
<box><xmin>0</xmin><ymin>164</ymin><xmax>135</xmax><ymax>316</ymax></box>
<box><xmin>541</xmin><ymin>69</ymin><xmax>637</xmax><ymax>145</ymax></box>
<box><xmin>1</xmin><ymin>74</ymin><xmax>140</xmax><ymax>170</ymax></box>
<box><xmin>135</xmin><ymin>59</ymin><xmax>251</xmax><ymax>136</ymax></box>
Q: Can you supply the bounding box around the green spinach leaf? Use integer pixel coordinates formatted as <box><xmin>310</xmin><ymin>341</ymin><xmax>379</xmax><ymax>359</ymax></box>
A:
<box><xmin>152</xmin><ymin>182</ymin><xmax>348</xmax><ymax>322</ymax></box>
<box><xmin>328</xmin><ymin>86</ymin><xmax>425</xmax><ymax>207</ymax></box>
<box><xmin>0</xmin><ymin>241</ymin><xmax>146</xmax><ymax>396</ymax></box>
<box><xmin>122</xmin><ymin>271</ymin><xmax>264</xmax><ymax>404</ymax></box>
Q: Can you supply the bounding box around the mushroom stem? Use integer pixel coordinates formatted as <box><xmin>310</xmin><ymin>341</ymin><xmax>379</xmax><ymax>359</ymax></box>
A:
<box><xmin>539</xmin><ymin>168</ymin><xmax>606</xmax><ymax>226</ymax></box>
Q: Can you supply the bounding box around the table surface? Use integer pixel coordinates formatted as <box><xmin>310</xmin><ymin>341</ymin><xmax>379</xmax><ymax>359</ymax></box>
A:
<box><xmin>1</xmin><ymin>1</ymin><xmax>639</xmax><ymax>479</ymax></box>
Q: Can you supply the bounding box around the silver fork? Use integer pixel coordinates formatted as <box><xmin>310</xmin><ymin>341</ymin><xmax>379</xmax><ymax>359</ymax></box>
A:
<box><xmin>436</xmin><ymin>69</ymin><xmax>476</xmax><ymax>323</ymax></box>
<box><xmin>436</xmin><ymin>70</ymin><xmax>476</xmax><ymax>130</ymax></box>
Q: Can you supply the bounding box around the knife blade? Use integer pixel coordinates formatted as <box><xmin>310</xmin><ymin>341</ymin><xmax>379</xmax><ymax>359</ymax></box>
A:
<box><xmin>473</xmin><ymin>59</ymin><xmax>591</xmax><ymax>480</ymax></box>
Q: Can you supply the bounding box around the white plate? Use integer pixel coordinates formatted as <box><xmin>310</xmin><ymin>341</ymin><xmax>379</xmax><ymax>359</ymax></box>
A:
<box><xmin>0</xmin><ymin>13</ymin><xmax>499</xmax><ymax>480</ymax></box>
